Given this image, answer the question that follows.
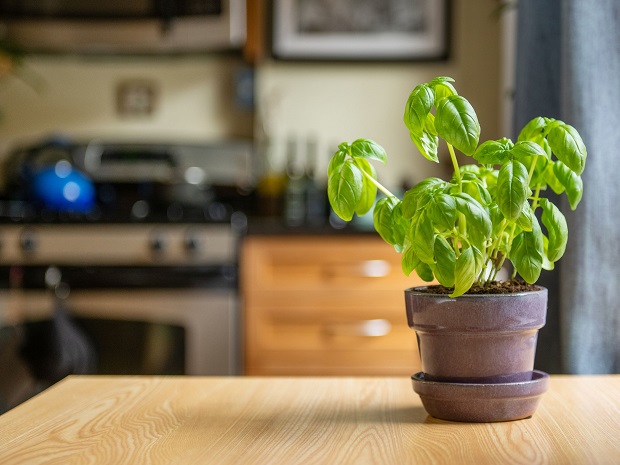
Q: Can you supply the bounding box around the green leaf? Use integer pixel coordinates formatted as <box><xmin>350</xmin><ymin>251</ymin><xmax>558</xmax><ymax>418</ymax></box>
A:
<box><xmin>432</xmin><ymin>236</ymin><xmax>456</xmax><ymax>288</ymax></box>
<box><xmin>424</xmin><ymin>112</ymin><xmax>437</xmax><ymax>136</ymax></box>
<box><xmin>415</xmin><ymin>262</ymin><xmax>435</xmax><ymax>283</ymax></box>
<box><xmin>327</xmin><ymin>159</ymin><xmax>363</xmax><ymax>221</ymax></box>
<box><xmin>473</xmin><ymin>139</ymin><xmax>512</xmax><ymax>164</ymax></box>
<box><xmin>540</xmin><ymin>198</ymin><xmax>568</xmax><ymax>262</ymax></box>
<box><xmin>404</xmin><ymin>84</ymin><xmax>434</xmax><ymax>136</ymax></box>
<box><xmin>517</xmin><ymin>117</ymin><xmax>547</xmax><ymax>144</ymax></box>
<box><xmin>391</xmin><ymin>203</ymin><xmax>409</xmax><ymax>253</ymax></box>
<box><xmin>543</xmin><ymin>163</ymin><xmax>565</xmax><ymax>195</ymax></box>
<box><xmin>402</xmin><ymin>178</ymin><xmax>446</xmax><ymax>218</ymax></box>
<box><xmin>511</xmin><ymin>141</ymin><xmax>548</xmax><ymax>161</ymax></box>
<box><xmin>412</xmin><ymin>210</ymin><xmax>436</xmax><ymax>265</ymax></box>
<box><xmin>435</xmin><ymin>95</ymin><xmax>481</xmax><ymax>156</ymax></box>
<box><xmin>541</xmin><ymin>236</ymin><xmax>555</xmax><ymax>271</ymax></box>
<box><xmin>450</xmin><ymin>247</ymin><xmax>477</xmax><ymax>298</ymax></box>
<box><xmin>350</xmin><ymin>139</ymin><xmax>388</xmax><ymax>164</ymax></box>
<box><xmin>553</xmin><ymin>161</ymin><xmax>583</xmax><ymax>210</ymax></box>
<box><xmin>354</xmin><ymin>159</ymin><xmax>377</xmax><ymax>216</ymax></box>
<box><xmin>463</xmin><ymin>181</ymin><xmax>492</xmax><ymax>206</ymax></box>
<box><xmin>402</xmin><ymin>238</ymin><xmax>421</xmax><ymax>276</ymax></box>
<box><xmin>373</xmin><ymin>196</ymin><xmax>400</xmax><ymax>245</ymax></box>
<box><xmin>547</xmin><ymin>123</ymin><xmax>587</xmax><ymax>175</ymax></box>
<box><xmin>497</xmin><ymin>160</ymin><xmax>531</xmax><ymax>221</ymax></box>
<box><xmin>515</xmin><ymin>207</ymin><xmax>534</xmax><ymax>232</ymax></box>
<box><xmin>428</xmin><ymin>193</ymin><xmax>457</xmax><ymax>231</ymax></box>
<box><xmin>427</xmin><ymin>76</ymin><xmax>455</xmax><ymax>85</ymax></box>
<box><xmin>454</xmin><ymin>193</ymin><xmax>492</xmax><ymax>247</ymax></box>
<box><xmin>431</xmin><ymin>82</ymin><xmax>457</xmax><ymax>106</ymax></box>
<box><xmin>409</xmin><ymin>130</ymin><xmax>439</xmax><ymax>163</ymax></box>
<box><xmin>510</xmin><ymin>219</ymin><xmax>544</xmax><ymax>284</ymax></box>
<box><xmin>327</xmin><ymin>147</ymin><xmax>347</xmax><ymax>178</ymax></box>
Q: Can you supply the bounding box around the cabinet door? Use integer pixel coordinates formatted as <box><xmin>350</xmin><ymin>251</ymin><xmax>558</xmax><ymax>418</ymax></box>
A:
<box><xmin>242</xmin><ymin>235</ymin><xmax>427</xmax><ymax>375</ymax></box>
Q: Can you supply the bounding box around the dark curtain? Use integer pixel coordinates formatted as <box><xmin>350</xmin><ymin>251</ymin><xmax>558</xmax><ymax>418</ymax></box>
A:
<box><xmin>514</xmin><ymin>0</ymin><xmax>620</xmax><ymax>374</ymax></box>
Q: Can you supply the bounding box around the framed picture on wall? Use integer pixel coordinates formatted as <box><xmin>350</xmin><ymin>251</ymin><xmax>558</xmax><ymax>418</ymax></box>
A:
<box><xmin>272</xmin><ymin>0</ymin><xmax>450</xmax><ymax>61</ymax></box>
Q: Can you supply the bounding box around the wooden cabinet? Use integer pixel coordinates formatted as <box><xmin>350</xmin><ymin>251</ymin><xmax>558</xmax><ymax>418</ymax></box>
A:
<box><xmin>241</xmin><ymin>235</ymin><xmax>425</xmax><ymax>376</ymax></box>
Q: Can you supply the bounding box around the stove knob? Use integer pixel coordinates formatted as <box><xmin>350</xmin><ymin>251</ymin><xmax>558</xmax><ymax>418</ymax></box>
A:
<box><xmin>149</xmin><ymin>233</ymin><xmax>167</xmax><ymax>253</ymax></box>
<box><xmin>20</xmin><ymin>230</ymin><xmax>38</xmax><ymax>253</ymax></box>
<box><xmin>184</xmin><ymin>234</ymin><xmax>202</xmax><ymax>253</ymax></box>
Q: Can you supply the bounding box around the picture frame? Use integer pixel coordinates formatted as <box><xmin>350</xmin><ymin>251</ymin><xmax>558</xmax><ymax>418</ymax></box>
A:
<box><xmin>271</xmin><ymin>0</ymin><xmax>450</xmax><ymax>61</ymax></box>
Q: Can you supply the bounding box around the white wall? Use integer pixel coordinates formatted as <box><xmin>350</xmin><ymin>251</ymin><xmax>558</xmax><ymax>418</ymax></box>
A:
<box><xmin>0</xmin><ymin>55</ymin><xmax>253</xmax><ymax>154</ymax></box>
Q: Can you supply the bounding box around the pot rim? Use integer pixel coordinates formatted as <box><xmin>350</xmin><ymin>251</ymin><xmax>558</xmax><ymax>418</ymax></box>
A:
<box><xmin>405</xmin><ymin>285</ymin><xmax>547</xmax><ymax>298</ymax></box>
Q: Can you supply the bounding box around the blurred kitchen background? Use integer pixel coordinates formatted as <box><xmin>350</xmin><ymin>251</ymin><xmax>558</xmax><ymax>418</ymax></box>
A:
<box><xmin>0</xmin><ymin>0</ymin><xmax>617</xmax><ymax>412</ymax></box>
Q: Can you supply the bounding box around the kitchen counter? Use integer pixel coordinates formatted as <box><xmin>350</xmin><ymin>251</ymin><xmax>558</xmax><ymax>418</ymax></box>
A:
<box><xmin>1</xmin><ymin>376</ymin><xmax>619</xmax><ymax>464</ymax></box>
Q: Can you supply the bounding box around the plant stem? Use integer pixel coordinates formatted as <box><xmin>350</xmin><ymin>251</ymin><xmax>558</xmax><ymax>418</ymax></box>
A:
<box><xmin>448</xmin><ymin>143</ymin><xmax>462</xmax><ymax>193</ymax></box>
<box><xmin>353</xmin><ymin>159</ymin><xmax>396</xmax><ymax>198</ymax></box>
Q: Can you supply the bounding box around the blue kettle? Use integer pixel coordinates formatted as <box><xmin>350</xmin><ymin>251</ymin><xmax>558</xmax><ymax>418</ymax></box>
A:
<box><xmin>31</xmin><ymin>160</ymin><xmax>95</xmax><ymax>213</ymax></box>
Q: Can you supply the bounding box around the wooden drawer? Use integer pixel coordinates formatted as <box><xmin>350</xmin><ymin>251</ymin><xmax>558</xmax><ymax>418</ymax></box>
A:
<box><xmin>242</xmin><ymin>235</ymin><xmax>426</xmax><ymax>376</ymax></box>
<box><xmin>242</xmin><ymin>235</ymin><xmax>416</xmax><ymax>292</ymax></box>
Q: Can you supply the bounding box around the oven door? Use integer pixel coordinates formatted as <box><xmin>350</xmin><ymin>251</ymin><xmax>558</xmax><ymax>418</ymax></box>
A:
<box><xmin>0</xmin><ymin>266</ymin><xmax>240</xmax><ymax>377</ymax></box>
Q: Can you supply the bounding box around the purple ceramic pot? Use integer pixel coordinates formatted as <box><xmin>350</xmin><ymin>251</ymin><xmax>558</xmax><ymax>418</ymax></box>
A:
<box><xmin>405</xmin><ymin>286</ymin><xmax>548</xmax><ymax>384</ymax></box>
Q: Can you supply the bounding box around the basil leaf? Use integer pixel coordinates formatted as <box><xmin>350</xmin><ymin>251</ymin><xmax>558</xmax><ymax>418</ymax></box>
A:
<box><xmin>404</xmin><ymin>84</ymin><xmax>434</xmax><ymax>136</ymax></box>
<box><xmin>373</xmin><ymin>196</ymin><xmax>399</xmax><ymax>245</ymax></box>
<box><xmin>510</xmin><ymin>218</ymin><xmax>544</xmax><ymax>284</ymax></box>
<box><xmin>428</xmin><ymin>193</ymin><xmax>457</xmax><ymax>231</ymax></box>
<box><xmin>541</xmin><ymin>236</ymin><xmax>555</xmax><ymax>271</ymax></box>
<box><xmin>350</xmin><ymin>139</ymin><xmax>388</xmax><ymax>164</ymax></box>
<box><xmin>424</xmin><ymin>112</ymin><xmax>438</xmax><ymax>136</ymax></box>
<box><xmin>497</xmin><ymin>160</ymin><xmax>531</xmax><ymax>221</ymax></box>
<box><xmin>412</xmin><ymin>210</ymin><xmax>436</xmax><ymax>265</ymax></box>
<box><xmin>327</xmin><ymin>159</ymin><xmax>362</xmax><ymax>221</ymax></box>
<box><xmin>543</xmin><ymin>163</ymin><xmax>565</xmax><ymax>195</ymax></box>
<box><xmin>435</xmin><ymin>95</ymin><xmax>481</xmax><ymax>156</ymax></box>
<box><xmin>427</xmin><ymin>76</ymin><xmax>456</xmax><ymax>85</ymax></box>
<box><xmin>450</xmin><ymin>246</ymin><xmax>477</xmax><ymax>298</ymax></box>
<box><xmin>517</xmin><ymin>117</ymin><xmax>546</xmax><ymax>144</ymax></box>
<box><xmin>473</xmin><ymin>140</ymin><xmax>512</xmax><ymax>164</ymax></box>
<box><xmin>354</xmin><ymin>159</ymin><xmax>377</xmax><ymax>216</ymax></box>
<box><xmin>391</xmin><ymin>202</ymin><xmax>409</xmax><ymax>253</ymax></box>
<box><xmin>463</xmin><ymin>180</ymin><xmax>492</xmax><ymax>206</ymax></box>
<box><xmin>327</xmin><ymin>147</ymin><xmax>347</xmax><ymax>178</ymax></box>
<box><xmin>515</xmin><ymin>207</ymin><xmax>534</xmax><ymax>232</ymax></box>
<box><xmin>547</xmin><ymin>123</ymin><xmax>587</xmax><ymax>175</ymax></box>
<box><xmin>401</xmin><ymin>237</ymin><xmax>421</xmax><ymax>276</ymax></box>
<box><xmin>402</xmin><ymin>178</ymin><xmax>446</xmax><ymax>218</ymax></box>
<box><xmin>511</xmin><ymin>140</ymin><xmax>548</xmax><ymax>160</ymax></box>
<box><xmin>431</xmin><ymin>82</ymin><xmax>457</xmax><ymax>106</ymax></box>
<box><xmin>432</xmin><ymin>236</ymin><xmax>456</xmax><ymax>288</ymax></box>
<box><xmin>409</xmin><ymin>130</ymin><xmax>439</xmax><ymax>163</ymax></box>
<box><xmin>415</xmin><ymin>262</ymin><xmax>435</xmax><ymax>283</ymax></box>
<box><xmin>454</xmin><ymin>192</ymin><xmax>492</xmax><ymax>247</ymax></box>
<box><xmin>553</xmin><ymin>161</ymin><xmax>583</xmax><ymax>210</ymax></box>
<box><xmin>540</xmin><ymin>198</ymin><xmax>568</xmax><ymax>262</ymax></box>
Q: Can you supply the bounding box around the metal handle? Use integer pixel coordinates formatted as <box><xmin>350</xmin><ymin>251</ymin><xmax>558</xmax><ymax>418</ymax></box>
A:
<box><xmin>323</xmin><ymin>319</ymin><xmax>392</xmax><ymax>338</ymax></box>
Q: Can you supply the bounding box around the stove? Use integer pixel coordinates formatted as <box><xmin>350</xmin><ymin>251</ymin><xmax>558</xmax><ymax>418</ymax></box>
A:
<box><xmin>0</xmin><ymin>139</ymin><xmax>254</xmax><ymax>405</ymax></box>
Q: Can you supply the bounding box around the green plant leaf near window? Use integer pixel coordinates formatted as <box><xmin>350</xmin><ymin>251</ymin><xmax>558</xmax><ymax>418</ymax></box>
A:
<box><xmin>326</xmin><ymin>77</ymin><xmax>587</xmax><ymax>297</ymax></box>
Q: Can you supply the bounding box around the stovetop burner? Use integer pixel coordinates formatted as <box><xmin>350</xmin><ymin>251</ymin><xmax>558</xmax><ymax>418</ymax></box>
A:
<box><xmin>0</xmin><ymin>138</ymin><xmax>256</xmax><ymax>225</ymax></box>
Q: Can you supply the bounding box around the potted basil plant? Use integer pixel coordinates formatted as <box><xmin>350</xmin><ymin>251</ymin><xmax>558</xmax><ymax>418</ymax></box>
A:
<box><xmin>327</xmin><ymin>76</ymin><xmax>586</xmax><ymax>422</ymax></box>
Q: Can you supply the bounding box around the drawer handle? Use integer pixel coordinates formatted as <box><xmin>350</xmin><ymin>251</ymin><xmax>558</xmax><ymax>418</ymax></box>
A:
<box><xmin>361</xmin><ymin>260</ymin><xmax>390</xmax><ymax>277</ymax></box>
<box><xmin>324</xmin><ymin>319</ymin><xmax>392</xmax><ymax>337</ymax></box>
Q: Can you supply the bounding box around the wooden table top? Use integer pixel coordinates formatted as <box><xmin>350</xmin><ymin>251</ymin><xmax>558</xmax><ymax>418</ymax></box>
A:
<box><xmin>0</xmin><ymin>375</ymin><xmax>618</xmax><ymax>465</ymax></box>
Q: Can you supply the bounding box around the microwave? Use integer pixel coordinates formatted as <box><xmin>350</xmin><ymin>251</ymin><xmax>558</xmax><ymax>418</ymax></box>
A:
<box><xmin>0</xmin><ymin>0</ymin><xmax>245</xmax><ymax>54</ymax></box>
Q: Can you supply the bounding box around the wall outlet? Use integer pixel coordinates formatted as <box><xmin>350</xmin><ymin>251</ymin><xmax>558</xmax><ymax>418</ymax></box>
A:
<box><xmin>116</xmin><ymin>80</ymin><xmax>158</xmax><ymax>117</ymax></box>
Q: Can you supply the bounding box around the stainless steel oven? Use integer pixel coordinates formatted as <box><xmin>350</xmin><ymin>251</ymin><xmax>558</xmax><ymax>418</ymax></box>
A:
<box><xmin>0</xmin><ymin>139</ymin><xmax>253</xmax><ymax>404</ymax></box>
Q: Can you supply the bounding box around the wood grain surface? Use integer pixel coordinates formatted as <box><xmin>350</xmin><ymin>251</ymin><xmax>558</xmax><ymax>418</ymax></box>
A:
<box><xmin>0</xmin><ymin>375</ymin><xmax>618</xmax><ymax>465</ymax></box>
